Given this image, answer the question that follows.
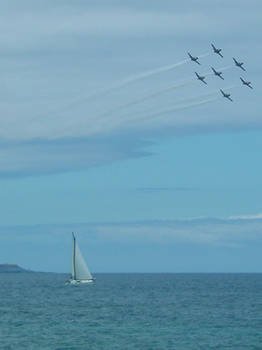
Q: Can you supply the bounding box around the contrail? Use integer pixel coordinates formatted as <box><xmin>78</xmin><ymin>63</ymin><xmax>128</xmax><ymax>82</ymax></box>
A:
<box><xmin>90</xmin><ymin>97</ymin><xmax>218</xmax><ymax>135</ymax></box>
<box><xmin>103</xmin><ymin>65</ymin><xmax>234</xmax><ymax>119</ymax></box>
<box><xmin>96</xmin><ymin>78</ymin><xmax>195</xmax><ymax>120</ymax></box>
<box><xmin>170</xmin><ymin>85</ymin><xmax>237</xmax><ymax>105</ymax></box>
<box><xmin>129</xmin><ymin>97</ymin><xmax>218</xmax><ymax>126</ymax></box>
<box><xmin>102</xmin><ymin>52</ymin><xmax>210</xmax><ymax>92</ymax></box>
<box><xmin>66</xmin><ymin>58</ymin><xmax>191</xmax><ymax>106</ymax></box>
<box><xmin>113</xmin><ymin>85</ymin><xmax>237</xmax><ymax>128</ymax></box>
<box><xmin>92</xmin><ymin>65</ymin><xmax>234</xmax><ymax>122</ymax></box>
<box><xmin>219</xmin><ymin>65</ymin><xmax>232</xmax><ymax>71</ymax></box>
<box><xmin>62</xmin><ymin>55</ymin><xmax>212</xmax><ymax>110</ymax></box>
<box><xmin>198</xmin><ymin>52</ymin><xmax>210</xmax><ymax>58</ymax></box>
<box><xmin>111</xmin><ymin>59</ymin><xmax>190</xmax><ymax>87</ymax></box>
<box><xmin>94</xmin><ymin>84</ymin><xmax>237</xmax><ymax>134</ymax></box>
<box><xmin>120</xmin><ymin>65</ymin><xmax>233</xmax><ymax>109</ymax></box>
<box><xmin>137</xmin><ymin>85</ymin><xmax>236</xmax><ymax>118</ymax></box>
<box><xmin>41</xmin><ymin>53</ymin><xmax>210</xmax><ymax>122</ymax></box>
<box><xmin>85</xmin><ymin>82</ymin><xmax>240</xmax><ymax>135</ymax></box>
<box><xmin>139</xmin><ymin>84</ymin><xmax>239</xmax><ymax>123</ymax></box>
<box><xmin>92</xmin><ymin>88</ymin><xmax>225</xmax><ymax>135</ymax></box>
<box><xmin>40</xmin><ymin>57</ymin><xmax>193</xmax><ymax>120</ymax></box>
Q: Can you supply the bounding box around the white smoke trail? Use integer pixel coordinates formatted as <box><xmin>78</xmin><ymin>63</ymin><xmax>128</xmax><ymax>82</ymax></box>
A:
<box><xmin>121</xmin><ymin>98</ymin><xmax>218</xmax><ymax>129</ymax></box>
<box><xmin>140</xmin><ymin>97</ymin><xmax>218</xmax><ymax>123</ymax></box>
<box><xmin>96</xmin><ymin>52</ymin><xmax>211</xmax><ymax>97</ymax></box>
<box><xmin>96</xmin><ymin>78</ymin><xmax>195</xmax><ymax>120</ymax></box>
<box><xmin>38</xmin><ymin>57</ymin><xmax>193</xmax><ymax>122</ymax></box>
<box><xmin>111</xmin><ymin>59</ymin><xmax>191</xmax><ymax>87</ymax></box>
<box><xmin>219</xmin><ymin>65</ymin><xmax>232</xmax><ymax>71</ymax></box>
<box><xmin>199</xmin><ymin>52</ymin><xmax>210</xmax><ymax>58</ymax></box>
<box><xmin>40</xmin><ymin>52</ymin><xmax>211</xmax><ymax>124</ymax></box>
<box><xmin>100</xmin><ymin>65</ymin><xmax>233</xmax><ymax>120</ymax></box>
<box><xmin>134</xmin><ymin>84</ymin><xmax>238</xmax><ymax>126</ymax></box>
<box><xmin>120</xmin><ymin>85</ymin><xmax>238</xmax><ymax>127</ymax></box>
<box><xmin>64</xmin><ymin>58</ymin><xmax>191</xmax><ymax>108</ymax></box>
<box><xmin>91</xmin><ymin>85</ymin><xmax>237</xmax><ymax>135</ymax></box>
<box><xmin>91</xmin><ymin>88</ymin><xmax>225</xmax><ymax>135</ymax></box>
<box><xmin>100</xmin><ymin>97</ymin><xmax>217</xmax><ymax>134</ymax></box>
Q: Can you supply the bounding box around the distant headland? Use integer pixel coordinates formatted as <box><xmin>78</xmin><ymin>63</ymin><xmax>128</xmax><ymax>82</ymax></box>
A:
<box><xmin>0</xmin><ymin>264</ymin><xmax>30</xmax><ymax>273</ymax></box>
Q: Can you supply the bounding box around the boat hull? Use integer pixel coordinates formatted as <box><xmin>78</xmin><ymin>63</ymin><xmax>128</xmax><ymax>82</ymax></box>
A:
<box><xmin>67</xmin><ymin>279</ymin><xmax>94</xmax><ymax>285</ymax></box>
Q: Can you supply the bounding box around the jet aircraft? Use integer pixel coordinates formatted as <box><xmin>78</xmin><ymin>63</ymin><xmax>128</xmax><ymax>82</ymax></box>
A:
<box><xmin>188</xmin><ymin>52</ymin><xmax>200</xmax><ymax>65</ymax></box>
<box><xmin>233</xmin><ymin>58</ymin><xmax>246</xmax><ymax>71</ymax></box>
<box><xmin>240</xmin><ymin>77</ymin><xmax>253</xmax><ymax>89</ymax></box>
<box><xmin>220</xmin><ymin>89</ymin><xmax>233</xmax><ymax>102</ymax></box>
<box><xmin>211</xmin><ymin>67</ymin><xmax>224</xmax><ymax>80</ymax></box>
<box><xmin>195</xmin><ymin>72</ymin><xmax>207</xmax><ymax>84</ymax></box>
<box><xmin>211</xmin><ymin>44</ymin><xmax>223</xmax><ymax>58</ymax></box>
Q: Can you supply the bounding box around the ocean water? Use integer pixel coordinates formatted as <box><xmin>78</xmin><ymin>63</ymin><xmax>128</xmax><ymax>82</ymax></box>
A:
<box><xmin>0</xmin><ymin>273</ymin><xmax>261</xmax><ymax>349</ymax></box>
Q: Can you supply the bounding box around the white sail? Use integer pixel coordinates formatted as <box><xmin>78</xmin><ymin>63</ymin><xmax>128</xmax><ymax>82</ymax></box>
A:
<box><xmin>71</xmin><ymin>233</ymin><xmax>93</xmax><ymax>283</ymax></box>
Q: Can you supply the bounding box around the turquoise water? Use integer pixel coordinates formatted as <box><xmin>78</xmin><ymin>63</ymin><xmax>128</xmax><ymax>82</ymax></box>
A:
<box><xmin>0</xmin><ymin>273</ymin><xmax>261</xmax><ymax>349</ymax></box>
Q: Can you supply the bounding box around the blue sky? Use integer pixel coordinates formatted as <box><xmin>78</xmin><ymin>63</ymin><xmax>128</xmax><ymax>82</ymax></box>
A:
<box><xmin>0</xmin><ymin>0</ymin><xmax>262</xmax><ymax>272</ymax></box>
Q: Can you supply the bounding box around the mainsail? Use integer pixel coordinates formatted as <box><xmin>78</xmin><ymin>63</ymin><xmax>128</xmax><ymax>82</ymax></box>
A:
<box><xmin>71</xmin><ymin>233</ymin><xmax>93</xmax><ymax>282</ymax></box>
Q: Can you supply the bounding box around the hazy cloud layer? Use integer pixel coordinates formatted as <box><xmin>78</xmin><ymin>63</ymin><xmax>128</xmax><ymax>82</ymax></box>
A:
<box><xmin>2</xmin><ymin>214</ymin><xmax>262</xmax><ymax>246</ymax></box>
<box><xmin>137</xmin><ymin>187</ymin><xmax>198</xmax><ymax>193</ymax></box>
<box><xmin>2</xmin><ymin>213</ymin><xmax>262</xmax><ymax>272</ymax></box>
<box><xmin>0</xmin><ymin>2</ymin><xmax>260</xmax><ymax>52</ymax></box>
<box><xmin>0</xmin><ymin>136</ymin><xmax>152</xmax><ymax>176</ymax></box>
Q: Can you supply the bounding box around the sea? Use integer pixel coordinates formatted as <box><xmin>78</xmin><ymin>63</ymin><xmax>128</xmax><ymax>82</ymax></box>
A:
<box><xmin>0</xmin><ymin>273</ymin><xmax>261</xmax><ymax>350</ymax></box>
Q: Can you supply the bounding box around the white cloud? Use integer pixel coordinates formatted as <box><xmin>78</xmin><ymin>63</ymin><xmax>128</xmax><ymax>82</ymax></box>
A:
<box><xmin>0</xmin><ymin>3</ymin><xmax>260</xmax><ymax>51</ymax></box>
<box><xmin>0</xmin><ymin>137</ymin><xmax>152</xmax><ymax>176</ymax></box>
<box><xmin>2</xmin><ymin>213</ymin><xmax>262</xmax><ymax>272</ymax></box>
<box><xmin>228</xmin><ymin>213</ymin><xmax>262</xmax><ymax>220</ymax></box>
<box><xmin>91</xmin><ymin>218</ymin><xmax>262</xmax><ymax>246</ymax></box>
<box><xmin>0</xmin><ymin>10</ymin><xmax>208</xmax><ymax>51</ymax></box>
<box><xmin>1</xmin><ymin>215</ymin><xmax>262</xmax><ymax>247</ymax></box>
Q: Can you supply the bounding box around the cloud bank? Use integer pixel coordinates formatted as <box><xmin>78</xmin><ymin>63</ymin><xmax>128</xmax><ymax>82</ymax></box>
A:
<box><xmin>1</xmin><ymin>213</ymin><xmax>262</xmax><ymax>272</ymax></box>
<box><xmin>2</xmin><ymin>214</ymin><xmax>262</xmax><ymax>247</ymax></box>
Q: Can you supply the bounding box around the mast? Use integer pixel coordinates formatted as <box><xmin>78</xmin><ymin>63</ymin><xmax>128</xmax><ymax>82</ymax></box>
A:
<box><xmin>72</xmin><ymin>232</ymin><xmax>76</xmax><ymax>280</ymax></box>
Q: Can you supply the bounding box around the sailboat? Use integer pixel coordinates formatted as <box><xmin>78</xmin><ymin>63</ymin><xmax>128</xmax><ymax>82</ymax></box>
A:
<box><xmin>68</xmin><ymin>232</ymin><xmax>94</xmax><ymax>284</ymax></box>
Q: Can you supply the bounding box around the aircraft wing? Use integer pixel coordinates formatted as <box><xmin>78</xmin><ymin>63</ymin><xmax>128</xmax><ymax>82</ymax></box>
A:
<box><xmin>218</xmin><ymin>52</ymin><xmax>223</xmax><ymax>58</ymax></box>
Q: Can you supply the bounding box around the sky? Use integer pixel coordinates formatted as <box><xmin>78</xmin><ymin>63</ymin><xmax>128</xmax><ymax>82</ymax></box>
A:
<box><xmin>0</xmin><ymin>0</ymin><xmax>262</xmax><ymax>273</ymax></box>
